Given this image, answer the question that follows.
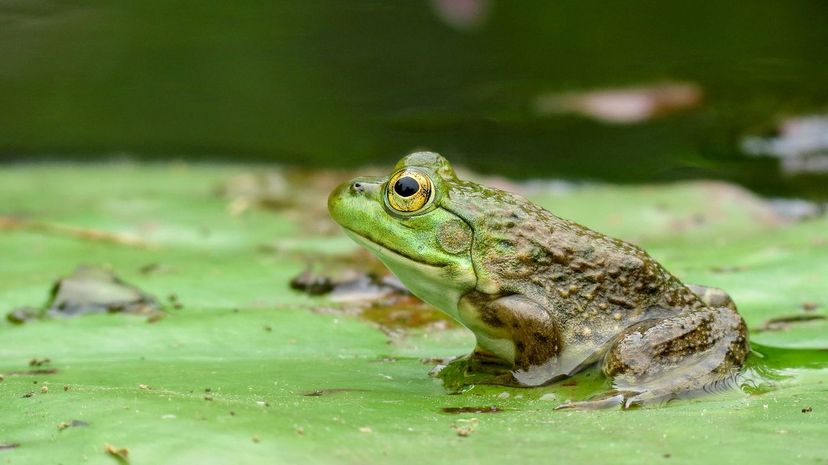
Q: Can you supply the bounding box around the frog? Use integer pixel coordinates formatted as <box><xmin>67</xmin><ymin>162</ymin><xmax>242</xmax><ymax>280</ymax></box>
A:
<box><xmin>327</xmin><ymin>151</ymin><xmax>749</xmax><ymax>409</ymax></box>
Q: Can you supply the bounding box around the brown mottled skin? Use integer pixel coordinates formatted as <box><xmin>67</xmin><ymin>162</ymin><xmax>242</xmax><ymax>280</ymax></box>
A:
<box><xmin>328</xmin><ymin>152</ymin><xmax>750</xmax><ymax>409</ymax></box>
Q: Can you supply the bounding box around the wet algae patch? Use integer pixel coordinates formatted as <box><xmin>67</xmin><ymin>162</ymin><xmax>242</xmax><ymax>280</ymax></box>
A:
<box><xmin>7</xmin><ymin>265</ymin><xmax>163</xmax><ymax>323</ymax></box>
<box><xmin>1</xmin><ymin>164</ymin><xmax>828</xmax><ymax>465</ymax></box>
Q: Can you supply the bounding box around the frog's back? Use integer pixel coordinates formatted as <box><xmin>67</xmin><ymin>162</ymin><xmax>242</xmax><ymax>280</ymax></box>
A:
<box><xmin>443</xmin><ymin>181</ymin><xmax>704</xmax><ymax>326</ymax></box>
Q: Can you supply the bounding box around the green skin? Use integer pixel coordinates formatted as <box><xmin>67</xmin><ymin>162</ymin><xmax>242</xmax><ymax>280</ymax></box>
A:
<box><xmin>328</xmin><ymin>152</ymin><xmax>749</xmax><ymax>409</ymax></box>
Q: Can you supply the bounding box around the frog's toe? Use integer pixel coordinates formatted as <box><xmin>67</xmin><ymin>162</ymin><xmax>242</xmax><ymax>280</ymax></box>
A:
<box><xmin>555</xmin><ymin>393</ymin><xmax>626</xmax><ymax>411</ymax></box>
<box><xmin>554</xmin><ymin>390</ymin><xmax>647</xmax><ymax>411</ymax></box>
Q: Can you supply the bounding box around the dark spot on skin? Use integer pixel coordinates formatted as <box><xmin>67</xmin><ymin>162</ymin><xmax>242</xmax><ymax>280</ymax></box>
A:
<box><xmin>302</xmin><ymin>388</ymin><xmax>369</xmax><ymax>397</ymax></box>
<box><xmin>441</xmin><ymin>406</ymin><xmax>502</xmax><ymax>414</ymax></box>
<box><xmin>561</xmin><ymin>380</ymin><xmax>577</xmax><ymax>387</ymax></box>
<box><xmin>479</xmin><ymin>305</ymin><xmax>505</xmax><ymax>328</ymax></box>
<box><xmin>802</xmin><ymin>406</ymin><xmax>813</xmax><ymax>413</ymax></box>
<box><xmin>608</xmin><ymin>295</ymin><xmax>635</xmax><ymax>308</ymax></box>
<box><xmin>0</xmin><ymin>443</ymin><xmax>20</xmax><ymax>451</ymax></box>
<box><xmin>534</xmin><ymin>332</ymin><xmax>551</xmax><ymax>345</ymax></box>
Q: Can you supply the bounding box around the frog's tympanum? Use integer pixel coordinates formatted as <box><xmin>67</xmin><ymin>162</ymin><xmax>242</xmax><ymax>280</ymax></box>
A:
<box><xmin>328</xmin><ymin>152</ymin><xmax>749</xmax><ymax>409</ymax></box>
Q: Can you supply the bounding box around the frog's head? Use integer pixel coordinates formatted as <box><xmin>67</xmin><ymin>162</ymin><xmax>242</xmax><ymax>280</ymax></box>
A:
<box><xmin>328</xmin><ymin>152</ymin><xmax>476</xmax><ymax>319</ymax></box>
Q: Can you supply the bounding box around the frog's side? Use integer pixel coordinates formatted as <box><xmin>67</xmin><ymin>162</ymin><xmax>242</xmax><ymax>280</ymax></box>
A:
<box><xmin>328</xmin><ymin>152</ymin><xmax>749</xmax><ymax>409</ymax></box>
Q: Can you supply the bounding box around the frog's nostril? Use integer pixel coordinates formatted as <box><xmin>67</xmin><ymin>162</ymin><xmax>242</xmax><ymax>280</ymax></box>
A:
<box><xmin>351</xmin><ymin>182</ymin><xmax>364</xmax><ymax>193</ymax></box>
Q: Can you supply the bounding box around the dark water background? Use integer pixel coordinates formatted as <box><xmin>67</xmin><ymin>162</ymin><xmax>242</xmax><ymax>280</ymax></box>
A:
<box><xmin>1</xmin><ymin>1</ymin><xmax>827</xmax><ymax>198</ymax></box>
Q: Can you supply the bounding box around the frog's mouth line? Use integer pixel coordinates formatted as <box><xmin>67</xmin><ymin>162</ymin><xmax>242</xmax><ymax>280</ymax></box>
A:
<box><xmin>340</xmin><ymin>227</ymin><xmax>447</xmax><ymax>269</ymax></box>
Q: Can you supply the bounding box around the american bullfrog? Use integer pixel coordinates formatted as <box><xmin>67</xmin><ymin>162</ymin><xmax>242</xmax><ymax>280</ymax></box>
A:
<box><xmin>328</xmin><ymin>152</ymin><xmax>749</xmax><ymax>409</ymax></box>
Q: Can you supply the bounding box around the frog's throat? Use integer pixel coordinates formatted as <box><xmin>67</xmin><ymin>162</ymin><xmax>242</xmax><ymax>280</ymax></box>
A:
<box><xmin>341</xmin><ymin>228</ymin><xmax>471</xmax><ymax>321</ymax></box>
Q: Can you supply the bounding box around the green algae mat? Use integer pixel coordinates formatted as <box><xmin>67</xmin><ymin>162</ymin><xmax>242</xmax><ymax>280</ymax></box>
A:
<box><xmin>1</xmin><ymin>164</ymin><xmax>826</xmax><ymax>465</ymax></box>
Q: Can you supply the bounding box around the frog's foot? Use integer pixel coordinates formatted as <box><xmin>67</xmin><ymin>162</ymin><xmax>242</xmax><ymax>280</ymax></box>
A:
<box><xmin>430</xmin><ymin>351</ymin><xmax>516</xmax><ymax>393</ymax></box>
<box><xmin>601</xmin><ymin>306</ymin><xmax>749</xmax><ymax>405</ymax></box>
<box><xmin>554</xmin><ymin>388</ymin><xmax>680</xmax><ymax>410</ymax></box>
<box><xmin>554</xmin><ymin>390</ymin><xmax>640</xmax><ymax>411</ymax></box>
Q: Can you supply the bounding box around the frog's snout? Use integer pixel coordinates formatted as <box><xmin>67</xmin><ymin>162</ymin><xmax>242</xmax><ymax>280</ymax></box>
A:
<box><xmin>327</xmin><ymin>181</ymin><xmax>348</xmax><ymax>218</ymax></box>
<box><xmin>328</xmin><ymin>177</ymin><xmax>381</xmax><ymax>224</ymax></box>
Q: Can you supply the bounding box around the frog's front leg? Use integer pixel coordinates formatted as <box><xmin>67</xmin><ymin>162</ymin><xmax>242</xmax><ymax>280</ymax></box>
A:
<box><xmin>559</xmin><ymin>306</ymin><xmax>749</xmax><ymax>410</ymax></box>
<box><xmin>455</xmin><ymin>292</ymin><xmax>563</xmax><ymax>386</ymax></box>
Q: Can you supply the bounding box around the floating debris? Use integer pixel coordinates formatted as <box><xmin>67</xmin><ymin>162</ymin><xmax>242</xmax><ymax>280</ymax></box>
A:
<box><xmin>302</xmin><ymin>388</ymin><xmax>369</xmax><ymax>397</ymax></box>
<box><xmin>105</xmin><ymin>444</ymin><xmax>129</xmax><ymax>464</ymax></box>
<box><xmin>441</xmin><ymin>406</ymin><xmax>502</xmax><ymax>414</ymax></box>
<box><xmin>534</xmin><ymin>82</ymin><xmax>702</xmax><ymax>124</ymax></box>
<box><xmin>138</xmin><ymin>262</ymin><xmax>177</xmax><ymax>275</ymax></box>
<box><xmin>29</xmin><ymin>358</ymin><xmax>51</xmax><ymax>367</ymax></box>
<box><xmin>802</xmin><ymin>302</ymin><xmax>820</xmax><ymax>312</ymax></box>
<box><xmin>710</xmin><ymin>266</ymin><xmax>746</xmax><ymax>274</ymax></box>
<box><xmin>289</xmin><ymin>269</ymin><xmax>337</xmax><ymax>296</ymax></box>
<box><xmin>57</xmin><ymin>420</ymin><xmax>89</xmax><ymax>431</ymax></box>
<box><xmin>451</xmin><ymin>418</ymin><xmax>479</xmax><ymax>437</ymax></box>
<box><xmin>6</xmin><ymin>265</ymin><xmax>162</xmax><ymax>323</ymax></box>
<box><xmin>3</xmin><ymin>367</ymin><xmax>58</xmax><ymax>376</ymax></box>
<box><xmin>290</xmin><ymin>267</ymin><xmax>409</xmax><ymax>302</ymax></box>
<box><xmin>742</xmin><ymin>115</ymin><xmax>828</xmax><ymax>174</ymax></box>
<box><xmin>289</xmin><ymin>252</ymin><xmax>454</xmax><ymax>335</ymax></box>
<box><xmin>756</xmin><ymin>314</ymin><xmax>827</xmax><ymax>333</ymax></box>
<box><xmin>0</xmin><ymin>216</ymin><xmax>148</xmax><ymax>248</ymax></box>
<box><xmin>6</xmin><ymin>307</ymin><xmax>39</xmax><ymax>324</ymax></box>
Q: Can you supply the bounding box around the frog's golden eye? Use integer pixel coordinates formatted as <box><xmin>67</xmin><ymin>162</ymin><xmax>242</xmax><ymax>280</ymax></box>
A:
<box><xmin>386</xmin><ymin>169</ymin><xmax>433</xmax><ymax>213</ymax></box>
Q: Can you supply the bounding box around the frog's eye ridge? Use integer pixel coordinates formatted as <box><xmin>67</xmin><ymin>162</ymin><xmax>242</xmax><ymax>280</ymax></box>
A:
<box><xmin>386</xmin><ymin>169</ymin><xmax>433</xmax><ymax>214</ymax></box>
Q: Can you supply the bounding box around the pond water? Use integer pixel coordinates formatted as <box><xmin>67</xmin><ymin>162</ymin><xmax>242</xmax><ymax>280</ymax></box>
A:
<box><xmin>1</xmin><ymin>1</ymin><xmax>827</xmax><ymax>198</ymax></box>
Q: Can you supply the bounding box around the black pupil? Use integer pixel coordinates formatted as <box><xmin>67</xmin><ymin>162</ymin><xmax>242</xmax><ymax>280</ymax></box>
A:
<box><xmin>394</xmin><ymin>176</ymin><xmax>420</xmax><ymax>197</ymax></box>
